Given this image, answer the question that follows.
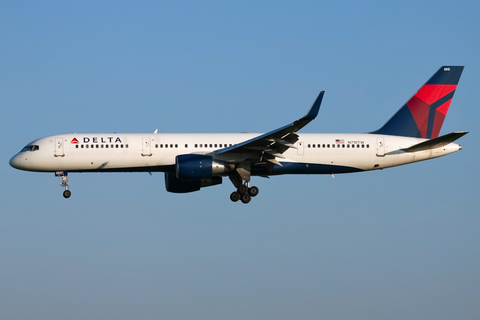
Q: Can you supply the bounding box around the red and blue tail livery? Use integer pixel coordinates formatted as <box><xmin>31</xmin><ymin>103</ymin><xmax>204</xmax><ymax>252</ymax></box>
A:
<box><xmin>373</xmin><ymin>66</ymin><xmax>463</xmax><ymax>139</ymax></box>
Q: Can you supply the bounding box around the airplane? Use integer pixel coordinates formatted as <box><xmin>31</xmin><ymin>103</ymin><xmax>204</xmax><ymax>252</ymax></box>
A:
<box><xmin>9</xmin><ymin>66</ymin><xmax>467</xmax><ymax>204</ymax></box>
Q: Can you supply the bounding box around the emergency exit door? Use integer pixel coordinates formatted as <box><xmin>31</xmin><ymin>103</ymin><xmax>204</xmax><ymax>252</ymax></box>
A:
<box><xmin>142</xmin><ymin>137</ymin><xmax>152</xmax><ymax>156</ymax></box>
<box><xmin>376</xmin><ymin>138</ymin><xmax>385</xmax><ymax>157</ymax></box>
<box><xmin>297</xmin><ymin>141</ymin><xmax>304</xmax><ymax>155</ymax></box>
<box><xmin>55</xmin><ymin>138</ymin><xmax>64</xmax><ymax>157</ymax></box>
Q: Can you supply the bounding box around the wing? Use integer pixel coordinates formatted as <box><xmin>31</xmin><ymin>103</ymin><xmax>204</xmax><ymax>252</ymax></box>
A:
<box><xmin>214</xmin><ymin>91</ymin><xmax>324</xmax><ymax>168</ymax></box>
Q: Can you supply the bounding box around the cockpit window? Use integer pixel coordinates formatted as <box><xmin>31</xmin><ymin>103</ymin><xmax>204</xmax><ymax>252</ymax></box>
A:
<box><xmin>21</xmin><ymin>145</ymin><xmax>39</xmax><ymax>152</ymax></box>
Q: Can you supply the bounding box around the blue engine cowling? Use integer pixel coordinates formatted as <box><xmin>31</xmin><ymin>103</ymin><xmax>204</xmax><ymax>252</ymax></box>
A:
<box><xmin>175</xmin><ymin>154</ymin><xmax>234</xmax><ymax>180</ymax></box>
<box><xmin>164</xmin><ymin>173</ymin><xmax>222</xmax><ymax>193</ymax></box>
<box><xmin>176</xmin><ymin>154</ymin><xmax>213</xmax><ymax>180</ymax></box>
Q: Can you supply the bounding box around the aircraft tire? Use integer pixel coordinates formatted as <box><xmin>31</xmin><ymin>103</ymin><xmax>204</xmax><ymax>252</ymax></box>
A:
<box><xmin>248</xmin><ymin>186</ymin><xmax>259</xmax><ymax>197</ymax></box>
<box><xmin>63</xmin><ymin>190</ymin><xmax>71</xmax><ymax>198</ymax></box>
<box><xmin>241</xmin><ymin>193</ymin><xmax>251</xmax><ymax>204</ymax></box>
<box><xmin>230</xmin><ymin>191</ymin><xmax>240</xmax><ymax>202</ymax></box>
<box><xmin>237</xmin><ymin>185</ymin><xmax>248</xmax><ymax>195</ymax></box>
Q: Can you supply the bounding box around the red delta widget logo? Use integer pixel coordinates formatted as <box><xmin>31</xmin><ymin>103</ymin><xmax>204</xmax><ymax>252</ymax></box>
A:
<box><xmin>70</xmin><ymin>137</ymin><xmax>122</xmax><ymax>144</ymax></box>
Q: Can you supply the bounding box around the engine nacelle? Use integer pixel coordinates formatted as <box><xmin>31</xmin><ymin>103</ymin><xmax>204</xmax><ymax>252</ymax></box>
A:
<box><xmin>164</xmin><ymin>173</ymin><xmax>222</xmax><ymax>193</ymax></box>
<box><xmin>175</xmin><ymin>154</ymin><xmax>234</xmax><ymax>180</ymax></box>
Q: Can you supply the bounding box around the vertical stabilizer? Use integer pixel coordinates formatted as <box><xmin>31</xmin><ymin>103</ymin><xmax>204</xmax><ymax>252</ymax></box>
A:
<box><xmin>372</xmin><ymin>66</ymin><xmax>463</xmax><ymax>139</ymax></box>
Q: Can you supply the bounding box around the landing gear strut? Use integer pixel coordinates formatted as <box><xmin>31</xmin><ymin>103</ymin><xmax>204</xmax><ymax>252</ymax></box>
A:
<box><xmin>55</xmin><ymin>171</ymin><xmax>71</xmax><ymax>198</ymax></box>
<box><xmin>229</xmin><ymin>166</ymin><xmax>259</xmax><ymax>204</ymax></box>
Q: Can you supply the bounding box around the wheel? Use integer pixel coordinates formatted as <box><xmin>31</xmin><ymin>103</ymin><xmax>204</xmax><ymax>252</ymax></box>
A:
<box><xmin>63</xmin><ymin>190</ymin><xmax>71</xmax><ymax>198</ymax></box>
<box><xmin>240</xmin><ymin>193</ymin><xmax>251</xmax><ymax>204</ymax></box>
<box><xmin>248</xmin><ymin>186</ymin><xmax>259</xmax><ymax>197</ymax></box>
<box><xmin>237</xmin><ymin>185</ymin><xmax>248</xmax><ymax>195</ymax></box>
<box><xmin>230</xmin><ymin>191</ymin><xmax>240</xmax><ymax>202</ymax></box>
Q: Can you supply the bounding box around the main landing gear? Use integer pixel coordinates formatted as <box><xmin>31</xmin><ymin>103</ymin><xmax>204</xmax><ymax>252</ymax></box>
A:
<box><xmin>229</xmin><ymin>165</ymin><xmax>258</xmax><ymax>204</ymax></box>
<box><xmin>230</xmin><ymin>184</ymin><xmax>259</xmax><ymax>204</ymax></box>
<box><xmin>55</xmin><ymin>171</ymin><xmax>71</xmax><ymax>198</ymax></box>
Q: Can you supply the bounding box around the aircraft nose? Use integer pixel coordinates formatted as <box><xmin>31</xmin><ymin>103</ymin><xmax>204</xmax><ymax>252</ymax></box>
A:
<box><xmin>9</xmin><ymin>154</ymin><xmax>21</xmax><ymax>169</ymax></box>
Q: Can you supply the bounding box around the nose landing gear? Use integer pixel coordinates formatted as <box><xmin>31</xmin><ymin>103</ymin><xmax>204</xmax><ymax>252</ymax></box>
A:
<box><xmin>55</xmin><ymin>171</ymin><xmax>71</xmax><ymax>198</ymax></box>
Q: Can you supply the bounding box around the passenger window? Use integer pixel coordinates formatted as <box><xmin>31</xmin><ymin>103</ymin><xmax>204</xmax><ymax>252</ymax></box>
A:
<box><xmin>362</xmin><ymin>145</ymin><xmax>364</xmax><ymax>148</ymax></box>
<box><xmin>332</xmin><ymin>144</ymin><xmax>335</xmax><ymax>148</ymax></box>
<box><xmin>367</xmin><ymin>144</ymin><xmax>370</xmax><ymax>148</ymax></box>
<box><xmin>105</xmin><ymin>145</ymin><xmax>108</xmax><ymax>148</ymax></box>
<box><xmin>76</xmin><ymin>145</ymin><xmax>79</xmax><ymax>149</ymax></box>
<box><xmin>81</xmin><ymin>145</ymin><xmax>84</xmax><ymax>148</ymax></box>
<box><xmin>96</xmin><ymin>145</ymin><xmax>99</xmax><ymax>148</ymax></box>
<box><xmin>195</xmin><ymin>144</ymin><xmax>198</xmax><ymax>148</ymax></box>
<box><xmin>101</xmin><ymin>145</ymin><xmax>104</xmax><ymax>148</ymax></box>
<box><xmin>357</xmin><ymin>145</ymin><xmax>360</xmax><ymax>148</ymax></box>
<box><xmin>111</xmin><ymin>145</ymin><xmax>114</xmax><ymax>148</ymax></box>
<box><xmin>155</xmin><ymin>144</ymin><xmax>158</xmax><ymax>148</ymax></box>
<box><xmin>175</xmin><ymin>144</ymin><xmax>177</xmax><ymax>148</ymax></box>
<box><xmin>209</xmin><ymin>144</ymin><xmax>212</xmax><ymax>148</ymax></box>
<box><xmin>214</xmin><ymin>144</ymin><xmax>217</xmax><ymax>148</ymax></box>
<box><xmin>312</xmin><ymin>144</ymin><xmax>315</xmax><ymax>148</ymax></box>
<box><xmin>230</xmin><ymin>144</ymin><xmax>233</xmax><ymax>147</ymax></box>
<box><xmin>327</xmin><ymin>144</ymin><xmax>330</xmax><ymax>148</ymax></box>
<box><xmin>126</xmin><ymin>144</ymin><xmax>128</xmax><ymax>148</ymax></box>
<box><xmin>347</xmin><ymin>144</ymin><xmax>350</xmax><ymax>148</ymax></box>
<box><xmin>185</xmin><ymin>144</ymin><xmax>188</xmax><ymax>148</ymax></box>
<box><xmin>342</xmin><ymin>144</ymin><xmax>345</xmax><ymax>148</ymax></box>
<box><xmin>121</xmin><ymin>145</ymin><xmax>124</xmax><ymax>148</ymax></box>
<box><xmin>86</xmin><ymin>145</ymin><xmax>89</xmax><ymax>148</ymax></box>
<box><xmin>170</xmin><ymin>144</ymin><xmax>174</xmax><ymax>148</ymax></box>
<box><xmin>322</xmin><ymin>144</ymin><xmax>325</xmax><ymax>148</ymax></box>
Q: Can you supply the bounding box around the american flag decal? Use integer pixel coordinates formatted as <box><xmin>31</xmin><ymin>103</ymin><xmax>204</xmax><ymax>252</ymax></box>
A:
<box><xmin>335</xmin><ymin>139</ymin><xmax>344</xmax><ymax>144</ymax></box>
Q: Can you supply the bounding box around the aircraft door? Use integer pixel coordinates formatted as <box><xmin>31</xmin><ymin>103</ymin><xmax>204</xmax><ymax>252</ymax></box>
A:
<box><xmin>297</xmin><ymin>141</ymin><xmax>304</xmax><ymax>155</ymax></box>
<box><xmin>142</xmin><ymin>137</ymin><xmax>152</xmax><ymax>156</ymax></box>
<box><xmin>376</xmin><ymin>138</ymin><xmax>385</xmax><ymax>157</ymax></box>
<box><xmin>55</xmin><ymin>138</ymin><xmax>64</xmax><ymax>157</ymax></box>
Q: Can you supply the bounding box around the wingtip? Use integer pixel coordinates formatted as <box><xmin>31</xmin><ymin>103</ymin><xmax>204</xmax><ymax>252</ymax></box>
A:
<box><xmin>301</xmin><ymin>91</ymin><xmax>325</xmax><ymax>121</ymax></box>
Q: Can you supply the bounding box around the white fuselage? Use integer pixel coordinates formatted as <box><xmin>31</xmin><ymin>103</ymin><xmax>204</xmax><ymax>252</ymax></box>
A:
<box><xmin>9</xmin><ymin>132</ymin><xmax>462</xmax><ymax>175</ymax></box>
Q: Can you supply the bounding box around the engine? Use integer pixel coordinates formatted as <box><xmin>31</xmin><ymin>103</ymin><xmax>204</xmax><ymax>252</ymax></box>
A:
<box><xmin>175</xmin><ymin>154</ymin><xmax>234</xmax><ymax>180</ymax></box>
<box><xmin>164</xmin><ymin>173</ymin><xmax>222</xmax><ymax>193</ymax></box>
<box><xmin>164</xmin><ymin>154</ymin><xmax>234</xmax><ymax>193</ymax></box>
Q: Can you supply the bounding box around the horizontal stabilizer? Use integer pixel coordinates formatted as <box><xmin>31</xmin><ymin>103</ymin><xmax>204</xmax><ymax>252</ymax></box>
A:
<box><xmin>402</xmin><ymin>131</ymin><xmax>468</xmax><ymax>152</ymax></box>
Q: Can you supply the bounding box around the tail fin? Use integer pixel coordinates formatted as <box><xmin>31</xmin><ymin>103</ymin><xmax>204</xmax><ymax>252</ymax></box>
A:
<box><xmin>372</xmin><ymin>66</ymin><xmax>464</xmax><ymax>139</ymax></box>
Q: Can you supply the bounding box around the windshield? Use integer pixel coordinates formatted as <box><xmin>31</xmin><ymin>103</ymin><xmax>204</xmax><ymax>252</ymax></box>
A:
<box><xmin>21</xmin><ymin>145</ymin><xmax>39</xmax><ymax>152</ymax></box>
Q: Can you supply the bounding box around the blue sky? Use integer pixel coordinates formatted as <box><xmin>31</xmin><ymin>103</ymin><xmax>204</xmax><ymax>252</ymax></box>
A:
<box><xmin>1</xmin><ymin>1</ymin><xmax>479</xmax><ymax>319</ymax></box>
